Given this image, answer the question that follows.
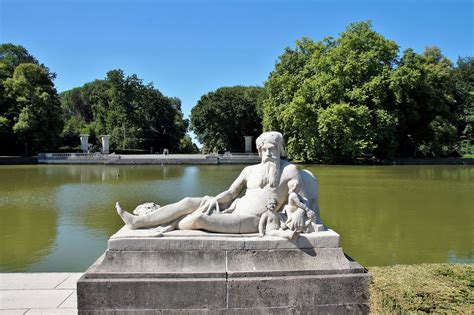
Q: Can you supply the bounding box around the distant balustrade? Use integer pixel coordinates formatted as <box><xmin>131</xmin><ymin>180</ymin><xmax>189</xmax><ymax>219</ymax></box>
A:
<box><xmin>38</xmin><ymin>153</ymin><xmax>114</xmax><ymax>160</ymax></box>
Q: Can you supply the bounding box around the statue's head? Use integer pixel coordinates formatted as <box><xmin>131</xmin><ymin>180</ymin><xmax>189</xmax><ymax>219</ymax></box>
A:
<box><xmin>256</xmin><ymin>132</ymin><xmax>285</xmax><ymax>188</ymax></box>
<box><xmin>287</xmin><ymin>179</ymin><xmax>300</xmax><ymax>193</ymax></box>
<box><xmin>256</xmin><ymin>132</ymin><xmax>285</xmax><ymax>161</ymax></box>
<box><xmin>265</xmin><ymin>197</ymin><xmax>278</xmax><ymax>212</ymax></box>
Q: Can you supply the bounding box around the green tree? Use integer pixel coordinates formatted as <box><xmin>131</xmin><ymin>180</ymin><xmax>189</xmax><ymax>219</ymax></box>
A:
<box><xmin>0</xmin><ymin>43</ymin><xmax>39</xmax><ymax>79</ymax></box>
<box><xmin>390</xmin><ymin>47</ymin><xmax>457</xmax><ymax>157</ymax></box>
<box><xmin>60</xmin><ymin>70</ymin><xmax>187</xmax><ymax>153</ymax></box>
<box><xmin>60</xmin><ymin>83</ymin><xmax>98</xmax><ymax>148</ymax></box>
<box><xmin>317</xmin><ymin>103</ymin><xmax>375</xmax><ymax>163</ymax></box>
<box><xmin>453</xmin><ymin>57</ymin><xmax>474</xmax><ymax>156</ymax></box>
<box><xmin>1</xmin><ymin>44</ymin><xmax>61</xmax><ymax>155</ymax></box>
<box><xmin>190</xmin><ymin>86</ymin><xmax>263</xmax><ymax>152</ymax></box>
<box><xmin>263</xmin><ymin>22</ymin><xmax>461</xmax><ymax>162</ymax></box>
<box><xmin>3</xmin><ymin>63</ymin><xmax>63</xmax><ymax>155</ymax></box>
<box><xmin>263</xmin><ymin>21</ymin><xmax>399</xmax><ymax>162</ymax></box>
<box><xmin>179</xmin><ymin>134</ymin><xmax>200</xmax><ymax>153</ymax></box>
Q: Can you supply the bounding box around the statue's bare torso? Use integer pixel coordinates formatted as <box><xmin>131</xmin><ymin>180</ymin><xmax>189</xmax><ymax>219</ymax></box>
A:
<box><xmin>230</xmin><ymin>161</ymin><xmax>299</xmax><ymax>217</ymax></box>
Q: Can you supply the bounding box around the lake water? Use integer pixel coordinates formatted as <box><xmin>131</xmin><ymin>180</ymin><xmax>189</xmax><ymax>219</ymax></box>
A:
<box><xmin>0</xmin><ymin>164</ymin><xmax>472</xmax><ymax>272</ymax></box>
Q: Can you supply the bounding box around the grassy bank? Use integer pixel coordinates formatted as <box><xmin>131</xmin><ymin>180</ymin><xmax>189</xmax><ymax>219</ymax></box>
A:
<box><xmin>369</xmin><ymin>263</ymin><xmax>473</xmax><ymax>313</ymax></box>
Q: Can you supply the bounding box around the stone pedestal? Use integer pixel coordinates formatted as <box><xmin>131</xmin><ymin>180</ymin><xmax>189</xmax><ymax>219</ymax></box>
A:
<box><xmin>100</xmin><ymin>135</ymin><xmax>110</xmax><ymax>155</ymax></box>
<box><xmin>78</xmin><ymin>228</ymin><xmax>369</xmax><ymax>314</ymax></box>
<box><xmin>244</xmin><ymin>136</ymin><xmax>253</xmax><ymax>153</ymax></box>
<box><xmin>80</xmin><ymin>134</ymin><xmax>89</xmax><ymax>153</ymax></box>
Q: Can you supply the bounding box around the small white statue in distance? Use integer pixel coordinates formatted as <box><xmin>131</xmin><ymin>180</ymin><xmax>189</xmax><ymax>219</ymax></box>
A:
<box><xmin>281</xmin><ymin>179</ymin><xmax>316</xmax><ymax>233</ymax></box>
<box><xmin>259</xmin><ymin>198</ymin><xmax>297</xmax><ymax>240</ymax></box>
<box><xmin>116</xmin><ymin>131</ymin><xmax>320</xmax><ymax>235</ymax></box>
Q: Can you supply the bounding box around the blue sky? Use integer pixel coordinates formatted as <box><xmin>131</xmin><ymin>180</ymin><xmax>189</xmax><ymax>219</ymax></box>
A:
<box><xmin>1</xmin><ymin>0</ymin><xmax>473</xmax><ymax>120</ymax></box>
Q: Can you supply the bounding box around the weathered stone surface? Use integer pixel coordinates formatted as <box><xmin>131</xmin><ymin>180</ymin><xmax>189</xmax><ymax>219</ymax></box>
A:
<box><xmin>108</xmin><ymin>226</ymin><xmax>335</xmax><ymax>252</ymax></box>
<box><xmin>78</xmin><ymin>229</ymin><xmax>369</xmax><ymax>314</ymax></box>
<box><xmin>78</xmin><ymin>305</ymin><xmax>369</xmax><ymax>315</ymax></box>
<box><xmin>226</xmin><ymin>248</ymin><xmax>355</xmax><ymax>276</ymax></box>
<box><xmin>87</xmin><ymin>251</ymin><xmax>226</xmax><ymax>276</ymax></box>
<box><xmin>78</xmin><ymin>278</ymin><xmax>227</xmax><ymax>311</ymax></box>
<box><xmin>226</xmin><ymin>273</ymin><xmax>369</xmax><ymax>309</ymax></box>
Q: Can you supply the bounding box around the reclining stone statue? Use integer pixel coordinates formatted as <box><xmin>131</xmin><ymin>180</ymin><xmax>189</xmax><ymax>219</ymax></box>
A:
<box><xmin>81</xmin><ymin>131</ymin><xmax>369</xmax><ymax>313</ymax></box>
<box><xmin>116</xmin><ymin>131</ymin><xmax>321</xmax><ymax>234</ymax></box>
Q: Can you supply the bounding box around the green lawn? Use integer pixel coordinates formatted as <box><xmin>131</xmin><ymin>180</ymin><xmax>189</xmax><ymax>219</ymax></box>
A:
<box><xmin>369</xmin><ymin>264</ymin><xmax>473</xmax><ymax>313</ymax></box>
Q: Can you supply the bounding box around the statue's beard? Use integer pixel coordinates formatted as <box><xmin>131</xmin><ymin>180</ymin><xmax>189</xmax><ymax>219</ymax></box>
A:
<box><xmin>260</xmin><ymin>159</ymin><xmax>280</xmax><ymax>188</ymax></box>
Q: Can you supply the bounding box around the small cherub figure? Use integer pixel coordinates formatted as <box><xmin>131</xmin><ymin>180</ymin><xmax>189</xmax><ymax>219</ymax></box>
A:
<box><xmin>281</xmin><ymin>179</ymin><xmax>316</xmax><ymax>233</ymax></box>
<box><xmin>259</xmin><ymin>197</ymin><xmax>297</xmax><ymax>240</ymax></box>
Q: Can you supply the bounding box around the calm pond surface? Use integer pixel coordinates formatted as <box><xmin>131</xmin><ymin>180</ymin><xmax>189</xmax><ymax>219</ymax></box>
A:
<box><xmin>0</xmin><ymin>164</ymin><xmax>472</xmax><ymax>272</ymax></box>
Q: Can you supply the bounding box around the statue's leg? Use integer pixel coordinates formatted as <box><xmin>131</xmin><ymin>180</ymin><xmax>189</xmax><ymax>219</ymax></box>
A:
<box><xmin>178</xmin><ymin>213</ymin><xmax>260</xmax><ymax>234</ymax></box>
<box><xmin>116</xmin><ymin>197</ymin><xmax>203</xmax><ymax>229</ymax></box>
<box><xmin>267</xmin><ymin>229</ymin><xmax>298</xmax><ymax>240</ymax></box>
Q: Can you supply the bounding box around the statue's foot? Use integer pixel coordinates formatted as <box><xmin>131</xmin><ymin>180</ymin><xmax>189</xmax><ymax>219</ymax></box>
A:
<box><xmin>116</xmin><ymin>202</ymin><xmax>136</xmax><ymax>229</ymax></box>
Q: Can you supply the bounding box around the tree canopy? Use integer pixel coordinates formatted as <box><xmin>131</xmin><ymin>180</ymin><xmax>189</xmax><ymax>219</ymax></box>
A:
<box><xmin>190</xmin><ymin>86</ymin><xmax>263</xmax><ymax>152</ymax></box>
<box><xmin>60</xmin><ymin>70</ymin><xmax>188</xmax><ymax>153</ymax></box>
<box><xmin>262</xmin><ymin>21</ymin><xmax>469</xmax><ymax>162</ymax></box>
<box><xmin>0</xmin><ymin>44</ymin><xmax>62</xmax><ymax>155</ymax></box>
<box><xmin>2</xmin><ymin>23</ymin><xmax>472</xmax><ymax>160</ymax></box>
<box><xmin>453</xmin><ymin>57</ymin><xmax>474</xmax><ymax>156</ymax></box>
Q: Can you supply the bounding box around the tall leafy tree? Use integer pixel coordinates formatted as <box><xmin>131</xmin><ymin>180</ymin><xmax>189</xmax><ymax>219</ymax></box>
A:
<box><xmin>263</xmin><ymin>21</ymin><xmax>398</xmax><ymax>162</ymax></box>
<box><xmin>453</xmin><ymin>57</ymin><xmax>474</xmax><ymax>155</ymax></box>
<box><xmin>3</xmin><ymin>63</ymin><xmax>63</xmax><ymax>155</ymax></box>
<box><xmin>179</xmin><ymin>134</ymin><xmax>200</xmax><ymax>154</ymax></box>
<box><xmin>390</xmin><ymin>47</ymin><xmax>457</xmax><ymax>157</ymax></box>
<box><xmin>263</xmin><ymin>21</ymin><xmax>461</xmax><ymax>162</ymax></box>
<box><xmin>0</xmin><ymin>44</ymin><xmax>62</xmax><ymax>155</ymax></box>
<box><xmin>190</xmin><ymin>86</ymin><xmax>263</xmax><ymax>152</ymax></box>
<box><xmin>317</xmin><ymin>103</ymin><xmax>375</xmax><ymax>163</ymax></box>
<box><xmin>60</xmin><ymin>70</ymin><xmax>188</xmax><ymax>152</ymax></box>
<box><xmin>0</xmin><ymin>43</ymin><xmax>38</xmax><ymax>76</ymax></box>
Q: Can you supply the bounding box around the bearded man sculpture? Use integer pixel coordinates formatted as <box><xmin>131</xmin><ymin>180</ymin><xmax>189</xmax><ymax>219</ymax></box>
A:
<box><xmin>116</xmin><ymin>131</ymin><xmax>320</xmax><ymax>234</ymax></box>
<box><xmin>80</xmin><ymin>132</ymin><xmax>369</xmax><ymax>313</ymax></box>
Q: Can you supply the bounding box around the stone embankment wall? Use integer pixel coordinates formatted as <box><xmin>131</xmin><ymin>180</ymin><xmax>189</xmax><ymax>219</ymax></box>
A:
<box><xmin>0</xmin><ymin>156</ymin><xmax>37</xmax><ymax>164</ymax></box>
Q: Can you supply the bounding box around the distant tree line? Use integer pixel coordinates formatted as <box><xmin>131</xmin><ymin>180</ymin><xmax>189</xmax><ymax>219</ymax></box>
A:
<box><xmin>1</xmin><ymin>21</ymin><xmax>472</xmax><ymax>162</ymax></box>
<box><xmin>191</xmin><ymin>22</ymin><xmax>473</xmax><ymax>162</ymax></box>
<box><xmin>0</xmin><ymin>44</ymin><xmax>198</xmax><ymax>155</ymax></box>
<box><xmin>261</xmin><ymin>22</ymin><xmax>473</xmax><ymax>162</ymax></box>
<box><xmin>60</xmin><ymin>69</ymin><xmax>194</xmax><ymax>154</ymax></box>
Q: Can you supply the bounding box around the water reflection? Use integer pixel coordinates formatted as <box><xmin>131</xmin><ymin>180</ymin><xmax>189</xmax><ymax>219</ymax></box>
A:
<box><xmin>0</xmin><ymin>203</ymin><xmax>57</xmax><ymax>271</ymax></box>
<box><xmin>304</xmin><ymin>165</ymin><xmax>474</xmax><ymax>266</ymax></box>
<box><xmin>0</xmin><ymin>164</ymin><xmax>472</xmax><ymax>271</ymax></box>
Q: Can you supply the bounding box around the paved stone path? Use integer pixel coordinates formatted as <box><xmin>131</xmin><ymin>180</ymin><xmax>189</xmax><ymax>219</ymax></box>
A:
<box><xmin>0</xmin><ymin>273</ymin><xmax>82</xmax><ymax>314</ymax></box>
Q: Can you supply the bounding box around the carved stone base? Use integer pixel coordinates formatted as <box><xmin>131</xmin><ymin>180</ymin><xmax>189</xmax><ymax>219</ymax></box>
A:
<box><xmin>77</xmin><ymin>227</ymin><xmax>369</xmax><ymax>314</ymax></box>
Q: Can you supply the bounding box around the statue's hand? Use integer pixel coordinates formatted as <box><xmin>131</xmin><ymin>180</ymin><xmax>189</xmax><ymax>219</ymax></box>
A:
<box><xmin>221</xmin><ymin>207</ymin><xmax>234</xmax><ymax>214</ymax></box>
<box><xmin>197</xmin><ymin>197</ymin><xmax>220</xmax><ymax>215</ymax></box>
<box><xmin>287</xmin><ymin>208</ymin><xmax>305</xmax><ymax>232</ymax></box>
